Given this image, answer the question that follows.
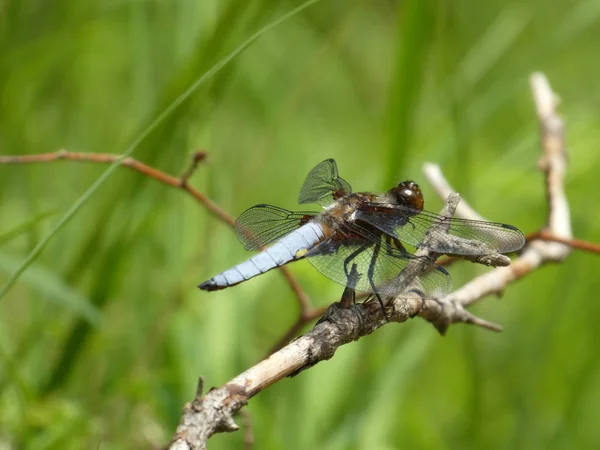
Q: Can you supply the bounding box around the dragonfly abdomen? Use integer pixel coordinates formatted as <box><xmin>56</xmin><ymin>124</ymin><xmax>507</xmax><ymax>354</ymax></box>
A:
<box><xmin>199</xmin><ymin>222</ymin><xmax>326</xmax><ymax>291</ymax></box>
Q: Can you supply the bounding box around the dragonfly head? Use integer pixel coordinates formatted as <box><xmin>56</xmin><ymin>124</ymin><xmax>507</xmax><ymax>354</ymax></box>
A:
<box><xmin>389</xmin><ymin>180</ymin><xmax>424</xmax><ymax>211</ymax></box>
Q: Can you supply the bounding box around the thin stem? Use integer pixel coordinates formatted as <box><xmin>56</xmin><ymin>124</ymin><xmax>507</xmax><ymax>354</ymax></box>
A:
<box><xmin>526</xmin><ymin>230</ymin><xmax>600</xmax><ymax>254</ymax></box>
<box><xmin>0</xmin><ymin>150</ymin><xmax>311</xmax><ymax>308</ymax></box>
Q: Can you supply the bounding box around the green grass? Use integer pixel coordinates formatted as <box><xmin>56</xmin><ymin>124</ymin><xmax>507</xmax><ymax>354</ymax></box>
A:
<box><xmin>2</xmin><ymin>0</ymin><xmax>600</xmax><ymax>448</ymax></box>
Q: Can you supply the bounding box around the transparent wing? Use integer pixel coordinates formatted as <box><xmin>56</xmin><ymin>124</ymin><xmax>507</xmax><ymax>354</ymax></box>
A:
<box><xmin>305</xmin><ymin>235</ymin><xmax>451</xmax><ymax>299</ymax></box>
<box><xmin>355</xmin><ymin>203</ymin><xmax>525</xmax><ymax>255</ymax></box>
<box><xmin>234</xmin><ymin>204</ymin><xmax>318</xmax><ymax>251</ymax></box>
<box><xmin>298</xmin><ymin>158</ymin><xmax>352</xmax><ymax>206</ymax></box>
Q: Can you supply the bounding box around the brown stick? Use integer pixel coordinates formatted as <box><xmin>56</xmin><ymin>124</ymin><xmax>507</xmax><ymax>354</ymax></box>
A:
<box><xmin>266</xmin><ymin>306</ymin><xmax>327</xmax><ymax>355</ymax></box>
<box><xmin>239</xmin><ymin>409</ymin><xmax>254</xmax><ymax>450</ymax></box>
<box><xmin>526</xmin><ymin>230</ymin><xmax>600</xmax><ymax>254</ymax></box>
<box><xmin>0</xmin><ymin>150</ymin><xmax>235</xmax><ymax>226</ymax></box>
<box><xmin>0</xmin><ymin>149</ymin><xmax>311</xmax><ymax>311</ymax></box>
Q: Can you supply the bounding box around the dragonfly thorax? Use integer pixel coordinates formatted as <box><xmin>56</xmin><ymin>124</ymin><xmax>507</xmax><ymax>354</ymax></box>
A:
<box><xmin>314</xmin><ymin>193</ymin><xmax>369</xmax><ymax>230</ymax></box>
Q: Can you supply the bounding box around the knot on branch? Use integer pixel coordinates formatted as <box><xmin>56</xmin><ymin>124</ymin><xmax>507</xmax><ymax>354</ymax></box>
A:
<box><xmin>317</xmin><ymin>302</ymin><xmax>367</xmax><ymax>338</ymax></box>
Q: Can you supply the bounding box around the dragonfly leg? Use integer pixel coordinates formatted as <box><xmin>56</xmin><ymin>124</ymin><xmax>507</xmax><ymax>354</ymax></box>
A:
<box><xmin>340</xmin><ymin>263</ymin><xmax>359</xmax><ymax>308</ymax></box>
<box><xmin>342</xmin><ymin>243</ymin><xmax>369</xmax><ymax>280</ymax></box>
<box><xmin>340</xmin><ymin>263</ymin><xmax>360</xmax><ymax>308</ymax></box>
<box><xmin>339</xmin><ymin>286</ymin><xmax>355</xmax><ymax>308</ymax></box>
<box><xmin>367</xmin><ymin>241</ymin><xmax>390</xmax><ymax>321</ymax></box>
<box><xmin>391</xmin><ymin>237</ymin><xmax>409</xmax><ymax>254</ymax></box>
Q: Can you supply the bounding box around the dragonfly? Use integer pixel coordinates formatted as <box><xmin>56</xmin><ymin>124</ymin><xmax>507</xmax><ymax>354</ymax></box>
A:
<box><xmin>199</xmin><ymin>159</ymin><xmax>525</xmax><ymax>302</ymax></box>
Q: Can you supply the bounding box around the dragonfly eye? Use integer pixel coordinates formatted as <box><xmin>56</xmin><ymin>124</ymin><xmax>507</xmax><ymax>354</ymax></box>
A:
<box><xmin>392</xmin><ymin>180</ymin><xmax>424</xmax><ymax>210</ymax></box>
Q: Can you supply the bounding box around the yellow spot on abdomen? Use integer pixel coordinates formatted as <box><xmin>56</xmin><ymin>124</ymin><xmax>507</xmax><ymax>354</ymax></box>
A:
<box><xmin>295</xmin><ymin>248</ymin><xmax>308</xmax><ymax>258</ymax></box>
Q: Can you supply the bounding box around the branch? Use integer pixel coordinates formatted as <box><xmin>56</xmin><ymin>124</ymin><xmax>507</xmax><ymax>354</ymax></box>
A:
<box><xmin>180</xmin><ymin>150</ymin><xmax>208</xmax><ymax>186</ymax></box>
<box><xmin>526</xmin><ymin>230</ymin><xmax>600</xmax><ymax>254</ymax></box>
<box><xmin>171</xmin><ymin>293</ymin><xmax>501</xmax><ymax>450</ymax></box>
<box><xmin>170</xmin><ymin>303</ymin><xmax>405</xmax><ymax>450</ymax></box>
<box><xmin>381</xmin><ymin>193</ymin><xmax>459</xmax><ymax>308</ymax></box>
<box><xmin>266</xmin><ymin>306</ymin><xmax>326</xmax><ymax>356</ymax></box>
<box><xmin>421</xmin><ymin>72</ymin><xmax>572</xmax><ymax>329</ymax></box>
<box><xmin>423</xmin><ymin>163</ymin><xmax>486</xmax><ymax>221</ymax></box>
<box><xmin>0</xmin><ymin>149</ymin><xmax>311</xmax><ymax>311</ymax></box>
<box><xmin>0</xmin><ymin>149</ymin><xmax>235</xmax><ymax>225</ymax></box>
<box><xmin>239</xmin><ymin>409</ymin><xmax>254</xmax><ymax>450</ymax></box>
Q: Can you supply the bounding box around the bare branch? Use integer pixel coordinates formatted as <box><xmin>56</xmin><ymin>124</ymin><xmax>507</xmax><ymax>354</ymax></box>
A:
<box><xmin>239</xmin><ymin>409</ymin><xmax>254</xmax><ymax>450</ymax></box>
<box><xmin>0</xmin><ymin>150</ymin><xmax>235</xmax><ymax>226</ymax></box>
<box><xmin>0</xmin><ymin>149</ymin><xmax>312</xmax><ymax>311</ymax></box>
<box><xmin>266</xmin><ymin>306</ymin><xmax>327</xmax><ymax>356</ymax></box>
<box><xmin>379</xmin><ymin>191</ymin><xmax>510</xmax><ymax>335</ymax></box>
<box><xmin>168</xmin><ymin>286</ymin><xmax>477</xmax><ymax>449</ymax></box>
<box><xmin>527</xmin><ymin>230</ymin><xmax>600</xmax><ymax>254</ymax></box>
<box><xmin>180</xmin><ymin>150</ymin><xmax>207</xmax><ymax>186</ymax></box>
<box><xmin>423</xmin><ymin>163</ymin><xmax>486</xmax><ymax>221</ymax></box>
<box><xmin>530</xmin><ymin>72</ymin><xmax>572</xmax><ymax>247</ymax></box>
<box><xmin>421</xmin><ymin>72</ymin><xmax>572</xmax><ymax>326</ymax></box>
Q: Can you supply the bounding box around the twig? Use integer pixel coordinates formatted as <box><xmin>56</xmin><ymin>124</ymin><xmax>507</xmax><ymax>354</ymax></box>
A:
<box><xmin>377</xmin><ymin>192</ymin><xmax>506</xmax><ymax>333</ymax></box>
<box><xmin>267</xmin><ymin>306</ymin><xmax>327</xmax><ymax>355</ymax></box>
<box><xmin>531</xmin><ymin>73</ymin><xmax>571</xmax><ymax>240</ymax></box>
<box><xmin>169</xmin><ymin>299</ymin><xmax>420</xmax><ymax>450</ymax></box>
<box><xmin>0</xmin><ymin>150</ymin><xmax>235</xmax><ymax>226</ymax></box>
<box><xmin>526</xmin><ymin>230</ymin><xmax>600</xmax><ymax>254</ymax></box>
<box><xmin>279</xmin><ymin>269</ymin><xmax>312</xmax><ymax>313</ymax></box>
<box><xmin>170</xmin><ymin>288</ymin><xmax>502</xmax><ymax>450</ymax></box>
<box><xmin>239</xmin><ymin>409</ymin><xmax>254</xmax><ymax>450</ymax></box>
<box><xmin>180</xmin><ymin>150</ymin><xmax>207</xmax><ymax>186</ymax></box>
<box><xmin>423</xmin><ymin>163</ymin><xmax>486</xmax><ymax>221</ymax></box>
<box><xmin>420</xmin><ymin>72</ymin><xmax>571</xmax><ymax>330</ymax></box>
<box><xmin>0</xmin><ymin>149</ymin><xmax>311</xmax><ymax>311</ymax></box>
<box><xmin>383</xmin><ymin>193</ymin><xmax>460</xmax><ymax>308</ymax></box>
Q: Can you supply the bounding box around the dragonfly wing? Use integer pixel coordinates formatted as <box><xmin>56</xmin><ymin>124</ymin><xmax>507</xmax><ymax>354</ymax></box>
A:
<box><xmin>298</xmin><ymin>159</ymin><xmax>352</xmax><ymax>206</ymax></box>
<box><xmin>305</xmin><ymin>235</ymin><xmax>451</xmax><ymax>299</ymax></box>
<box><xmin>234</xmin><ymin>204</ymin><xmax>318</xmax><ymax>250</ymax></box>
<box><xmin>356</xmin><ymin>204</ymin><xmax>525</xmax><ymax>255</ymax></box>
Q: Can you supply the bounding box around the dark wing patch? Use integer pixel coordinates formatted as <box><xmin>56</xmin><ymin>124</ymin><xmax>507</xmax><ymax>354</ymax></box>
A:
<box><xmin>234</xmin><ymin>204</ymin><xmax>317</xmax><ymax>251</ymax></box>
<box><xmin>298</xmin><ymin>158</ymin><xmax>352</xmax><ymax>206</ymax></box>
<box><xmin>355</xmin><ymin>203</ymin><xmax>525</xmax><ymax>255</ymax></box>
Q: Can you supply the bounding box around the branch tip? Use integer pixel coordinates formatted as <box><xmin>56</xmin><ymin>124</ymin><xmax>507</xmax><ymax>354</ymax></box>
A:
<box><xmin>461</xmin><ymin>309</ymin><xmax>503</xmax><ymax>332</ymax></box>
<box><xmin>195</xmin><ymin>377</ymin><xmax>205</xmax><ymax>399</ymax></box>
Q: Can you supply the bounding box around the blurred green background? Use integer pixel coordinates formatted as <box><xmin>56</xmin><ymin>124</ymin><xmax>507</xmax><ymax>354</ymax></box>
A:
<box><xmin>2</xmin><ymin>0</ymin><xmax>600</xmax><ymax>448</ymax></box>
